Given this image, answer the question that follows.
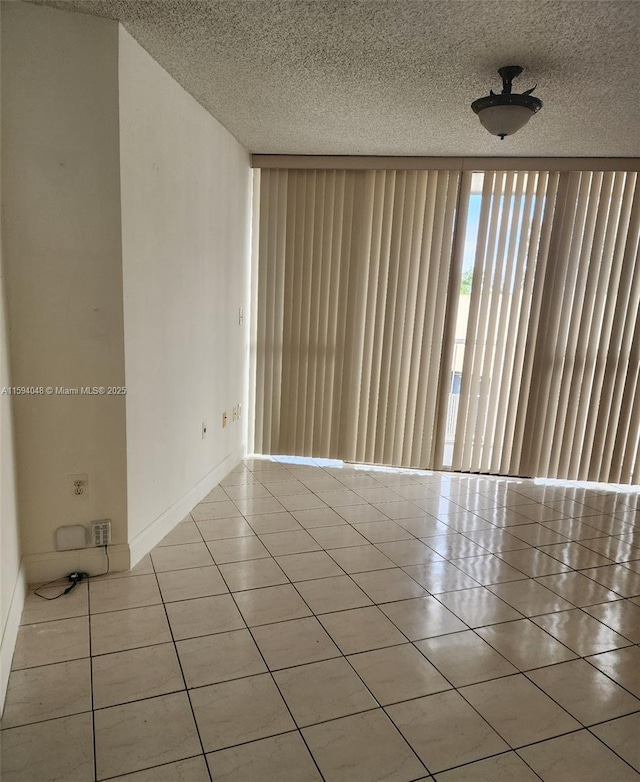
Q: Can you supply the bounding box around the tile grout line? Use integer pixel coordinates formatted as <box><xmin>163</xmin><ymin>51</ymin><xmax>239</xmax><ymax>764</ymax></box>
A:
<box><xmin>585</xmin><ymin>719</ymin><xmax>640</xmax><ymax>777</ymax></box>
<box><xmin>213</xmin><ymin>558</ymin><xmax>330</xmax><ymax>782</ymax></box>
<box><xmin>87</xmin><ymin>571</ymin><xmax>98</xmax><ymax>782</ymax></box>
<box><xmin>150</xmin><ymin>548</ymin><xmax>215</xmax><ymax>782</ymax></box>
<box><xmin>94</xmin><ymin>754</ymin><xmax>210</xmax><ymax>782</ymax></box>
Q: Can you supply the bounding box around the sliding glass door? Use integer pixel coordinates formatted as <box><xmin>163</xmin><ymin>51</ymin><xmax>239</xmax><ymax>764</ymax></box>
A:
<box><xmin>251</xmin><ymin>164</ymin><xmax>640</xmax><ymax>484</ymax></box>
<box><xmin>252</xmin><ymin>168</ymin><xmax>461</xmax><ymax>468</ymax></box>
<box><xmin>447</xmin><ymin>170</ymin><xmax>556</xmax><ymax>474</ymax></box>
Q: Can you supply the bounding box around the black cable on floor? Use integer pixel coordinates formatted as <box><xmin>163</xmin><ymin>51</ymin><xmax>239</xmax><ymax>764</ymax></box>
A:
<box><xmin>33</xmin><ymin>545</ymin><xmax>110</xmax><ymax>600</ymax></box>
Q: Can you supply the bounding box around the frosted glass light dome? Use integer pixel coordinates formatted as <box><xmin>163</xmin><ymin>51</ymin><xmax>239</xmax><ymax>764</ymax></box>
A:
<box><xmin>476</xmin><ymin>104</ymin><xmax>537</xmax><ymax>139</ymax></box>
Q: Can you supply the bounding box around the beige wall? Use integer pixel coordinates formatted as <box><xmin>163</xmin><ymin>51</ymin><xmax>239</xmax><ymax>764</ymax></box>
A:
<box><xmin>0</xmin><ymin>4</ymin><xmax>251</xmax><ymax>708</ymax></box>
<box><xmin>0</xmin><ymin>1</ymin><xmax>24</xmax><ymax>712</ymax></box>
<box><xmin>1</xmin><ymin>2</ymin><xmax>251</xmax><ymax>577</ymax></box>
<box><xmin>2</xmin><ymin>3</ymin><xmax>128</xmax><ymax>579</ymax></box>
<box><xmin>0</xmin><ymin>194</ymin><xmax>22</xmax><ymax>714</ymax></box>
<box><xmin>118</xmin><ymin>28</ymin><xmax>251</xmax><ymax>551</ymax></box>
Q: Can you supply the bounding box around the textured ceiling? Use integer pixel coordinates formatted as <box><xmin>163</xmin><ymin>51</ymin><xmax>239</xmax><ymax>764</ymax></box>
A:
<box><xmin>33</xmin><ymin>0</ymin><xmax>640</xmax><ymax>156</ymax></box>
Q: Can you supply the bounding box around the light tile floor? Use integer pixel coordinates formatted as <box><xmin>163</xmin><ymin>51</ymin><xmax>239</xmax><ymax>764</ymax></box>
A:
<box><xmin>2</xmin><ymin>457</ymin><xmax>640</xmax><ymax>781</ymax></box>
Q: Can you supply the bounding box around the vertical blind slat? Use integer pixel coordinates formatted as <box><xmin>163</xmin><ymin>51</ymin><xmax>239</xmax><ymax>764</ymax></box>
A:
<box><xmin>395</xmin><ymin>172</ymin><xmax>427</xmax><ymax>466</ymax></box>
<box><xmin>484</xmin><ymin>172</ymin><xmax>523</xmax><ymax>471</ymax></box>
<box><xmin>376</xmin><ymin>173</ymin><xmax>406</xmax><ymax>464</ymax></box>
<box><xmin>494</xmin><ymin>172</ymin><xmax>538</xmax><ymax>473</ymax></box>
<box><xmin>366</xmin><ymin>172</ymin><xmax>395</xmax><ymax>462</ymax></box>
<box><xmin>425</xmin><ymin>173</ymin><xmax>460</xmax><ymax>466</ymax></box>
<box><xmin>304</xmin><ymin>172</ymin><xmax>325</xmax><ymax>454</ymax></box>
<box><xmin>433</xmin><ymin>170</ymin><xmax>470</xmax><ymax>468</ymax></box>
<box><xmin>452</xmin><ymin>172</ymin><xmax>495</xmax><ymax>469</ymax></box>
<box><xmin>475</xmin><ymin>171</ymin><xmax>517</xmax><ymax>470</ymax></box>
<box><xmin>466</xmin><ymin>171</ymin><xmax>505</xmax><ymax>469</ymax></box>
<box><xmin>388</xmin><ymin>172</ymin><xmax>418</xmax><ymax>465</ymax></box>
<box><xmin>356</xmin><ymin>172</ymin><xmax>386</xmax><ymax>462</ymax></box>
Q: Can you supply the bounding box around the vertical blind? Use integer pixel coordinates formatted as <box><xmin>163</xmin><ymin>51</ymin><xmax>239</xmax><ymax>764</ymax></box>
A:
<box><xmin>450</xmin><ymin>170</ymin><xmax>557</xmax><ymax>474</ymax></box>
<box><xmin>521</xmin><ymin>170</ymin><xmax>640</xmax><ymax>483</ymax></box>
<box><xmin>252</xmin><ymin>165</ymin><xmax>640</xmax><ymax>484</ymax></box>
<box><xmin>253</xmin><ymin>168</ymin><xmax>462</xmax><ymax>467</ymax></box>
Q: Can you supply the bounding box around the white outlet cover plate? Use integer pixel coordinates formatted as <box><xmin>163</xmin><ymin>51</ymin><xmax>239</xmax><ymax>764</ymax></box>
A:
<box><xmin>70</xmin><ymin>473</ymin><xmax>89</xmax><ymax>498</ymax></box>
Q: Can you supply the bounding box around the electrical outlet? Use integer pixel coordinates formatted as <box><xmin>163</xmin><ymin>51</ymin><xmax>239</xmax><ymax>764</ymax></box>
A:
<box><xmin>238</xmin><ymin>307</ymin><xmax>244</xmax><ymax>325</ymax></box>
<box><xmin>91</xmin><ymin>519</ymin><xmax>111</xmax><ymax>546</ymax></box>
<box><xmin>222</xmin><ymin>411</ymin><xmax>228</xmax><ymax>428</ymax></box>
<box><xmin>237</xmin><ymin>403</ymin><xmax>242</xmax><ymax>420</ymax></box>
<box><xmin>70</xmin><ymin>474</ymin><xmax>88</xmax><ymax>499</ymax></box>
<box><xmin>202</xmin><ymin>421</ymin><xmax>208</xmax><ymax>439</ymax></box>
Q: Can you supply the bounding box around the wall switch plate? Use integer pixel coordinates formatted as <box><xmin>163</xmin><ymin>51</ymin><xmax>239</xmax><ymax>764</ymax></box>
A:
<box><xmin>55</xmin><ymin>525</ymin><xmax>88</xmax><ymax>551</ymax></box>
<box><xmin>91</xmin><ymin>519</ymin><xmax>111</xmax><ymax>546</ymax></box>
<box><xmin>202</xmin><ymin>421</ymin><xmax>207</xmax><ymax>439</ymax></box>
<box><xmin>222</xmin><ymin>411</ymin><xmax>228</xmax><ymax>428</ymax></box>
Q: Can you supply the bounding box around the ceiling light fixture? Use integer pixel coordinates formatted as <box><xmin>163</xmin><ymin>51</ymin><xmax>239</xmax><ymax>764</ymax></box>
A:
<box><xmin>471</xmin><ymin>65</ymin><xmax>542</xmax><ymax>140</ymax></box>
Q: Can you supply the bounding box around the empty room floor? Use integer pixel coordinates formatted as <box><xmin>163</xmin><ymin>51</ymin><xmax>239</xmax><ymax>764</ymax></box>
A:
<box><xmin>2</xmin><ymin>457</ymin><xmax>640</xmax><ymax>782</ymax></box>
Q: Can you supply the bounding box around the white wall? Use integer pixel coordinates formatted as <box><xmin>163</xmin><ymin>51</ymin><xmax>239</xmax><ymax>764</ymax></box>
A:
<box><xmin>1</xmin><ymin>3</ymin><xmax>251</xmax><ymax>584</ymax></box>
<box><xmin>0</xmin><ymin>193</ymin><xmax>22</xmax><ymax>715</ymax></box>
<box><xmin>118</xmin><ymin>29</ymin><xmax>251</xmax><ymax>555</ymax></box>
<box><xmin>2</xmin><ymin>3</ymin><xmax>128</xmax><ymax>581</ymax></box>
<box><xmin>0</xmin><ymin>2</ymin><xmax>24</xmax><ymax>713</ymax></box>
<box><xmin>0</xmin><ymin>6</ymin><xmax>251</xmax><ymax>708</ymax></box>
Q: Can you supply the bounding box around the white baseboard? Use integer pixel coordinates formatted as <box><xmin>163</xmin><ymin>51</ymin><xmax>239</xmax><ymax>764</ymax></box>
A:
<box><xmin>128</xmin><ymin>445</ymin><xmax>245</xmax><ymax>567</ymax></box>
<box><xmin>22</xmin><ymin>543</ymin><xmax>131</xmax><ymax>585</ymax></box>
<box><xmin>1</xmin><ymin>559</ymin><xmax>25</xmax><ymax>718</ymax></box>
